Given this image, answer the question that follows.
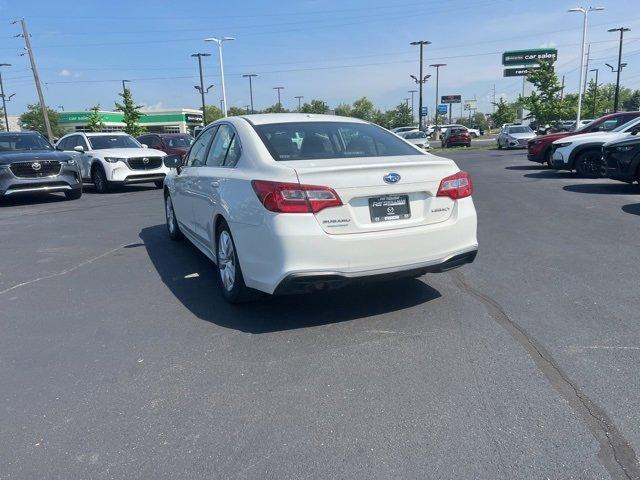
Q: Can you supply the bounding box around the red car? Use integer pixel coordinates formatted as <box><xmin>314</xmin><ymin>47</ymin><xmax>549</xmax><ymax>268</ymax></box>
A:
<box><xmin>441</xmin><ymin>126</ymin><xmax>471</xmax><ymax>148</ymax></box>
<box><xmin>137</xmin><ymin>133</ymin><xmax>194</xmax><ymax>157</ymax></box>
<box><xmin>527</xmin><ymin>111</ymin><xmax>640</xmax><ymax>165</ymax></box>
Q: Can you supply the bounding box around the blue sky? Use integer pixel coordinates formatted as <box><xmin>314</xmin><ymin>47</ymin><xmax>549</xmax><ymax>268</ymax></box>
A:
<box><xmin>1</xmin><ymin>0</ymin><xmax>639</xmax><ymax>117</ymax></box>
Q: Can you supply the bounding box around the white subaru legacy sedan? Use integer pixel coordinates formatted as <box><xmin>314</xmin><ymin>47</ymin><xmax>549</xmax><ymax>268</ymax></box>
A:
<box><xmin>163</xmin><ymin>114</ymin><xmax>478</xmax><ymax>302</ymax></box>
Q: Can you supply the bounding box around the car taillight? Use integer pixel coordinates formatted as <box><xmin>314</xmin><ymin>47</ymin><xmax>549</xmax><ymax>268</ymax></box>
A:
<box><xmin>251</xmin><ymin>180</ymin><xmax>342</xmax><ymax>213</ymax></box>
<box><xmin>436</xmin><ymin>171</ymin><xmax>473</xmax><ymax>200</ymax></box>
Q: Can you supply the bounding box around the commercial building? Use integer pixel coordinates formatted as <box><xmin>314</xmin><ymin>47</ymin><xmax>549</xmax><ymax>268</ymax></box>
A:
<box><xmin>58</xmin><ymin>108</ymin><xmax>203</xmax><ymax>134</ymax></box>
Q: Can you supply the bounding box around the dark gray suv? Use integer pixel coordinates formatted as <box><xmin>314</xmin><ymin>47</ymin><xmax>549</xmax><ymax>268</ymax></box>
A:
<box><xmin>0</xmin><ymin>131</ymin><xmax>82</xmax><ymax>201</ymax></box>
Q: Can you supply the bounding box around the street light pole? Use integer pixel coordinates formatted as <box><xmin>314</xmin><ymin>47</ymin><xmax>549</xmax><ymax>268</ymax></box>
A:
<box><xmin>589</xmin><ymin>68</ymin><xmax>599</xmax><ymax>116</ymax></box>
<box><xmin>192</xmin><ymin>53</ymin><xmax>211</xmax><ymax>125</ymax></box>
<box><xmin>569</xmin><ymin>6</ymin><xmax>604</xmax><ymax>126</ymax></box>
<box><xmin>295</xmin><ymin>95</ymin><xmax>304</xmax><ymax>112</ymax></box>
<box><xmin>410</xmin><ymin>40</ymin><xmax>431</xmax><ymax>131</ymax></box>
<box><xmin>608</xmin><ymin>27</ymin><xmax>630</xmax><ymax>112</ymax></box>
<box><xmin>205</xmin><ymin>36</ymin><xmax>235</xmax><ymax>117</ymax></box>
<box><xmin>242</xmin><ymin>74</ymin><xmax>258</xmax><ymax>113</ymax></box>
<box><xmin>408</xmin><ymin>90</ymin><xmax>417</xmax><ymax>123</ymax></box>
<box><xmin>0</xmin><ymin>64</ymin><xmax>11</xmax><ymax>131</ymax></box>
<box><xmin>429</xmin><ymin>63</ymin><xmax>446</xmax><ymax>132</ymax></box>
<box><xmin>273</xmin><ymin>87</ymin><xmax>284</xmax><ymax>112</ymax></box>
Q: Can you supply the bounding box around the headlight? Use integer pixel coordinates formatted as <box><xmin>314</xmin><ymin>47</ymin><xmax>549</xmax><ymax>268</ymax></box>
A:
<box><xmin>555</xmin><ymin>142</ymin><xmax>572</xmax><ymax>148</ymax></box>
<box><xmin>104</xmin><ymin>157</ymin><xmax>126</xmax><ymax>163</ymax></box>
<box><xmin>615</xmin><ymin>145</ymin><xmax>635</xmax><ymax>152</ymax></box>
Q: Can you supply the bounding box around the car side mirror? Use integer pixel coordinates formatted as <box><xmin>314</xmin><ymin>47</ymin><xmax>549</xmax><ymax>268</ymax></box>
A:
<box><xmin>73</xmin><ymin>145</ymin><xmax>84</xmax><ymax>153</ymax></box>
<box><xmin>164</xmin><ymin>154</ymin><xmax>184</xmax><ymax>169</ymax></box>
<box><xmin>141</xmin><ymin>143</ymin><xmax>148</xmax><ymax>148</ymax></box>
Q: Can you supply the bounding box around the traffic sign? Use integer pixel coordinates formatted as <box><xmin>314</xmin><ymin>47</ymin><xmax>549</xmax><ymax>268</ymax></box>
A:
<box><xmin>437</xmin><ymin>104</ymin><xmax>448</xmax><ymax>114</ymax></box>
<box><xmin>502</xmin><ymin>48</ymin><xmax>557</xmax><ymax>66</ymax></box>
<box><xmin>441</xmin><ymin>95</ymin><xmax>461</xmax><ymax>104</ymax></box>
<box><xmin>420</xmin><ymin>106</ymin><xmax>428</xmax><ymax>115</ymax></box>
<box><xmin>503</xmin><ymin>66</ymin><xmax>542</xmax><ymax>77</ymax></box>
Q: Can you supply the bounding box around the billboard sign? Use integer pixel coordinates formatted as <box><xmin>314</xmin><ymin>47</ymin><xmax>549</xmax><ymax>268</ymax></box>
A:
<box><xmin>503</xmin><ymin>66</ymin><xmax>542</xmax><ymax>77</ymax></box>
<box><xmin>502</xmin><ymin>49</ymin><xmax>557</xmax><ymax>66</ymax></box>
<box><xmin>463</xmin><ymin>100</ymin><xmax>477</xmax><ymax>111</ymax></box>
<box><xmin>441</xmin><ymin>95</ymin><xmax>461</xmax><ymax>104</ymax></box>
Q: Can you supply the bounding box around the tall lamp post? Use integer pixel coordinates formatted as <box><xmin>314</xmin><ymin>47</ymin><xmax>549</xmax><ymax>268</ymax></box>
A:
<box><xmin>608</xmin><ymin>27</ymin><xmax>630</xmax><ymax>112</ymax></box>
<box><xmin>273</xmin><ymin>86</ymin><xmax>284</xmax><ymax>112</ymax></box>
<box><xmin>0</xmin><ymin>63</ymin><xmax>11</xmax><ymax>131</ymax></box>
<box><xmin>410</xmin><ymin>40</ymin><xmax>431</xmax><ymax>130</ymax></box>
<box><xmin>589</xmin><ymin>68</ymin><xmax>599</xmax><ymax>116</ymax></box>
<box><xmin>205</xmin><ymin>36</ymin><xmax>235</xmax><ymax>117</ymax></box>
<box><xmin>408</xmin><ymin>90</ymin><xmax>417</xmax><ymax>123</ymax></box>
<box><xmin>191</xmin><ymin>53</ymin><xmax>211</xmax><ymax>124</ymax></box>
<box><xmin>295</xmin><ymin>95</ymin><xmax>304</xmax><ymax>112</ymax></box>
<box><xmin>429</xmin><ymin>63</ymin><xmax>446</xmax><ymax>132</ymax></box>
<box><xmin>568</xmin><ymin>6</ymin><xmax>604</xmax><ymax>126</ymax></box>
<box><xmin>242</xmin><ymin>74</ymin><xmax>258</xmax><ymax>113</ymax></box>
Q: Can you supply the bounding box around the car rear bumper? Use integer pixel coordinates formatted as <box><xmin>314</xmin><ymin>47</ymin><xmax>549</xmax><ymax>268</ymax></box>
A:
<box><xmin>232</xmin><ymin>196</ymin><xmax>478</xmax><ymax>294</ymax></box>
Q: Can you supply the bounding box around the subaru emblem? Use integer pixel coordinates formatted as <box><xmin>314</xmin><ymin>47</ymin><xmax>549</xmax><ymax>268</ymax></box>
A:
<box><xmin>383</xmin><ymin>172</ymin><xmax>400</xmax><ymax>184</ymax></box>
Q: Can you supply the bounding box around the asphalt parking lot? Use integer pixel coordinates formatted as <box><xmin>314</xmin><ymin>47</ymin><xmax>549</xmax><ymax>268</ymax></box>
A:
<box><xmin>2</xmin><ymin>149</ymin><xmax>639</xmax><ymax>479</ymax></box>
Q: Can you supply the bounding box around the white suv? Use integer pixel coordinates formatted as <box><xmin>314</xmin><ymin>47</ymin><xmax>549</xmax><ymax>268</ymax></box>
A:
<box><xmin>550</xmin><ymin>116</ymin><xmax>640</xmax><ymax>177</ymax></box>
<box><xmin>56</xmin><ymin>132</ymin><xmax>169</xmax><ymax>192</ymax></box>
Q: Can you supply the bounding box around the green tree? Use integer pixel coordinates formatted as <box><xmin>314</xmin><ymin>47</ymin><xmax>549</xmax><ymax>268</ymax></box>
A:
<box><xmin>227</xmin><ymin>106</ymin><xmax>247</xmax><ymax>116</ymax></box>
<box><xmin>203</xmin><ymin>105</ymin><xmax>223</xmax><ymax>124</ymax></box>
<box><xmin>386</xmin><ymin>102</ymin><xmax>414</xmax><ymax>129</ymax></box>
<box><xmin>350</xmin><ymin>97</ymin><xmax>376</xmax><ymax>121</ymax></box>
<box><xmin>490</xmin><ymin>98</ymin><xmax>517</xmax><ymax>126</ymax></box>
<box><xmin>262</xmin><ymin>103</ymin><xmax>290</xmax><ymax>113</ymax></box>
<box><xmin>334</xmin><ymin>103</ymin><xmax>352</xmax><ymax>117</ymax></box>
<box><xmin>520</xmin><ymin>60</ymin><xmax>571</xmax><ymax>125</ymax></box>
<box><xmin>19</xmin><ymin>103</ymin><xmax>65</xmax><ymax>138</ymax></box>
<box><xmin>622</xmin><ymin>89</ymin><xmax>640</xmax><ymax>111</ymax></box>
<box><xmin>86</xmin><ymin>104</ymin><xmax>105</xmax><ymax>132</ymax></box>
<box><xmin>300</xmin><ymin>99</ymin><xmax>330</xmax><ymax>114</ymax></box>
<box><xmin>115</xmin><ymin>88</ymin><xmax>144</xmax><ymax>136</ymax></box>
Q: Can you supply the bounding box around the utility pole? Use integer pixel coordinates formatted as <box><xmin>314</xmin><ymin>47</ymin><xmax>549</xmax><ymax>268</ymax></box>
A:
<box><xmin>192</xmin><ymin>53</ymin><xmax>211</xmax><ymax>124</ymax></box>
<box><xmin>589</xmin><ymin>68</ymin><xmax>599</xmax><ymax>117</ymax></box>
<box><xmin>405</xmin><ymin>97</ymin><xmax>410</xmax><ymax>109</ymax></box>
<box><xmin>242</xmin><ymin>74</ymin><xmax>258</xmax><ymax>114</ymax></box>
<box><xmin>582</xmin><ymin>43</ymin><xmax>591</xmax><ymax>99</ymax></box>
<box><xmin>295</xmin><ymin>95</ymin><xmax>303</xmax><ymax>112</ymax></box>
<box><xmin>0</xmin><ymin>64</ymin><xmax>11</xmax><ymax>131</ymax></box>
<box><xmin>410</xmin><ymin>41</ymin><xmax>431</xmax><ymax>131</ymax></box>
<box><xmin>429</xmin><ymin>63</ymin><xmax>446</xmax><ymax>133</ymax></box>
<box><xmin>560</xmin><ymin>75</ymin><xmax>565</xmax><ymax>100</ymax></box>
<box><xmin>408</xmin><ymin>90</ymin><xmax>417</xmax><ymax>123</ymax></box>
<box><xmin>15</xmin><ymin>18</ymin><xmax>53</xmax><ymax>142</ymax></box>
<box><xmin>608</xmin><ymin>27</ymin><xmax>630</xmax><ymax>112</ymax></box>
<box><xmin>273</xmin><ymin>86</ymin><xmax>284</xmax><ymax>112</ymax></box>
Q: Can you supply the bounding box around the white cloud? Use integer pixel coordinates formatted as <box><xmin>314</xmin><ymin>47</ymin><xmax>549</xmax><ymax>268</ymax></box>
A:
<box><xmin>142</xmin><ymin>101</ymin><xmax>165</xmax><ymax>111</ymax></box>
<box><xmin>58</xmin><ymin>69</ymin><xmax>71</xmax><ymax>77</ymax></box>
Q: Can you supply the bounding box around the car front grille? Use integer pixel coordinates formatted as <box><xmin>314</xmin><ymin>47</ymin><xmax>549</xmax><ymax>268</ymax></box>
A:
<box><xmin>127</xmin><ymin>157</ymin><xmax>163</xmax><ymax>170</ymax></box>
<box><xmin>10</xmin><ymin>160</ymin><xmax>61</xmax><ymax>178</ymax></box>
<box><xmin>518</xmin><ymin>138</ymin><xmax>528</xmax><ymax>146</ymax></box>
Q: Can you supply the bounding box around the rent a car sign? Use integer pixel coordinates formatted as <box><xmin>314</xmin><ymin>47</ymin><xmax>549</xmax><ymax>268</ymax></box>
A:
<box><xmin>502</xmin><ymin>49</ymin><xmax>558</xmax><ymax>66</ymax></box>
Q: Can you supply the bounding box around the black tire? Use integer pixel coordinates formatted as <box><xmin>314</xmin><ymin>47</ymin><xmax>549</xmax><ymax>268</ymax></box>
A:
<box><xmin>164</xmin><ymin>194</ymin><xmax>182</xmax><ymax>241</ymax></box>
<box><xmin>575</xmin><ymin>150</ymin><xmax>605</xmax><ymax>178</ymax></box>
<box><xmin>91</xmin><ymin>165</ymin><xmax>110</xmax><ymax>193</ymax></box>
<box><xmin>216</xmin><ymin>221</ymin><xmax>254</xmax><ymax>303</ymax></box>
<box><xmin>544</xmin><ymin>148</ymin><xmax>553</xmax><ymax>167</ymax></box>
<box><xmin>466</xmin><ymin>143</ymin><xmax>471</xmax><ymax>148</ymax></box>
<box><xmin>497</xmin><ymin>140</ymin><xmax>502</xmax><ymax>150</ymax></box>
<box><xmin>154</xmin><ymin>180</ymin><xmax>164</xmax><ymax>189</ymax></box>
<box><xmin>65</xmin><ymin>188</ymin><xmax>82</xmax><ymax>200</ymax></box>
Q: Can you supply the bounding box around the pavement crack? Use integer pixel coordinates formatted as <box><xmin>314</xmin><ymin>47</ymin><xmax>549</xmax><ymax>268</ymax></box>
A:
<box><xmin>450</xmin><ymin>270</ymin><xmax>640</xmax><ymax>480</ymax></box>
<box><xmin>0</xmin><ymin>243</ymin><xmax>135</xmax><ymax>296</ymax></box>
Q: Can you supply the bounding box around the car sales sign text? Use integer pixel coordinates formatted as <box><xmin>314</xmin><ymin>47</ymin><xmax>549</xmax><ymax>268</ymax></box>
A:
<box><xmin>502</xmin><ymin>49</ymin><xmax>557</xmax><ymax>66</ymax></box>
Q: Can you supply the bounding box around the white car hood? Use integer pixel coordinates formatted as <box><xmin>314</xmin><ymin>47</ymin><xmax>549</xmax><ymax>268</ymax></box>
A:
<box><xmin>553</xmin><ymin>131</ymin><xmax>628</xmax><ymax>145</ymax></box>
<box><xmin>89</xmin><ymin>148</ymin><xmax>166</xmax><ymax>158</ymax></box>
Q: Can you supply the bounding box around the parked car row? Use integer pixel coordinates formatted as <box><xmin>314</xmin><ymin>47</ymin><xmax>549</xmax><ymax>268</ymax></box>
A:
<box><xmin>0</xmin><ymin>131</ymin><xmax>194</xmax><ymax>201</ymax></box>
<box><xmin>526</xmin><ymin>111</ymin><xmax>640</xmax><ymax>184</ymax></box>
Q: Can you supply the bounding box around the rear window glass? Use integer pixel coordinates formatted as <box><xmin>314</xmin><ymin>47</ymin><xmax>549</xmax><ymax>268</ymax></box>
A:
<box><xmin>255</xmin><ymin>122</ymin><xmax>423</xmax><ymax>161</ymax></box>
<box><xmin>507</xmin><ymin>126</ymin><xmax>533</xmax><ymax>134</ymax></box>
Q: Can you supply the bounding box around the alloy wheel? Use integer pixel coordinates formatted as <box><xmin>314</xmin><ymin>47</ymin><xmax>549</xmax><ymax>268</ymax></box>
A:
<box><xmin>165</xmin><ymin>196</ymin><xmax>175</xmax><ymax>235</ymax></box>
<box><xmin>217</xmin><ymin>230</ymin><xmax>236</xmax><ymax>292</ymax></box>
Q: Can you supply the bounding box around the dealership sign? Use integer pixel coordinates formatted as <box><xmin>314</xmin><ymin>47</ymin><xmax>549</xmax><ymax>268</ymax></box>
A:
<box><xmin>502</xmin><ymin>48</ymin><xmax>557</xmax><ymax>66</ymax></box>
<box><xmin>441</xmin><ymin>95</ymin><xmax>461</xmax><ymax>104</ymax></box>
<box><xmin>463</xmin><ymin>100</ymin><xmax>477</xmax><ymax>111</ymax></box>
<box><xmin>503</xmin><ymin>66</ymin><xmax>542</xmax><ymax>77</ymax></box>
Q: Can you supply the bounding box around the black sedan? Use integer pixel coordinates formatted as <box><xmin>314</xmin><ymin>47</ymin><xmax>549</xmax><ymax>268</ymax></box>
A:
<box><xmin>0</xmin><ymin>131</ymin><xmax>82</xmax><ymax>201</ymax></box>
<box><xmin>602</xmin><ymin>134</ymin><xmax>640</xmax><ymax>184</ymax></box>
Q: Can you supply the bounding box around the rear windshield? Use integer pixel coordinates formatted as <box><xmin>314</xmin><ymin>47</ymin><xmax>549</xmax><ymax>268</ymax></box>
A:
<box><xmin>88</xmin><ymin>135</ymin><xmax>141</xmax><ymax>150</ymax></box>
<box><xmin>0</xmin><ymin>133</ymin><xmax>52</xmax><ymax>151</ymax></box>
<box><xmin>255</xmin><ymin>121</ymin><xmax>423</xmax><ymax>161</ymax></box>
<box><xmin>164</xmin><ymin>135</ymin><xmax>194</xmax><ymax>148</ymax></box>
<box><xmin>405</xmin><ymin>131</ymin><xmax>427</xmax><ymax>139</ymax></box>
<box><xmin>507</xmin><ymin>126</ymin><xmax>533</xmax><ymax>134</ymax></box>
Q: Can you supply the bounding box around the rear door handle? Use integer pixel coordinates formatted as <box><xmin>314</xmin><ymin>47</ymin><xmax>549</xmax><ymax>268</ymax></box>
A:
<box><xmin>210</xmin><ymin>181</ymin><xmax>220</xmax><ymax>188</ymax></box>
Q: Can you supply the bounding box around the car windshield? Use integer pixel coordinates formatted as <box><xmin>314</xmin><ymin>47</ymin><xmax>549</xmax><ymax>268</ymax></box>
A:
<box><xmin>255</xmin><ymin>121</ymin><xmax>423</xmax><ymax>161</ymax></box>
<box><xmin>405</xmin><ymin>131</ymin><xmax>427</xmax><ymax>139</ymax></box>
<box><xmin>165</xmin><ymin>135</ymin><xmax>194</xmax><ymax>148</ymax></box>
<box><xmin>508</xmin><ymin>126</ymin><xmax>533</xmax><ymax>134</ymax></box>
<box><xmin>88</xmin><ymin>135</ymin><xmax>141</xmax><ymax>150</ymax></box>
<box><xmin>0</xmin><ymin>133</ymin><xmax>53</xmax><ymax>151</ymax></box>
<box><xmin>613</xmin><ymin>117</ymin><xmax>640</xmax><ymax>132</ymax></box>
